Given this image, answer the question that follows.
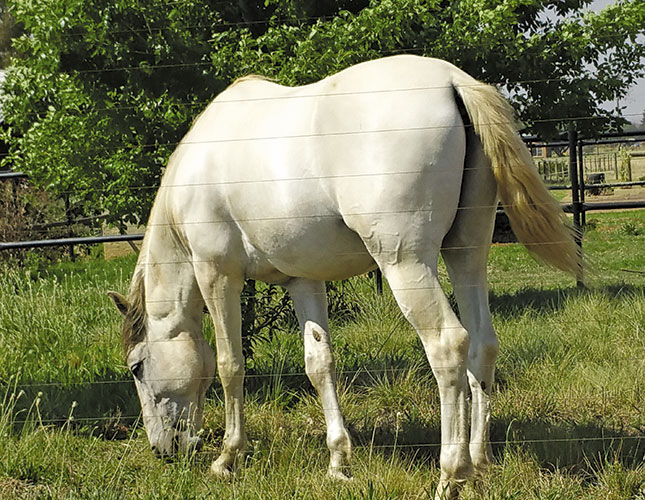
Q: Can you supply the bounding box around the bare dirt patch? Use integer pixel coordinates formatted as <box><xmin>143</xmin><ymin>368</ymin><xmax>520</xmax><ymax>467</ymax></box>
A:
<box><xmin>562</xmin><ymin>185</ymin><xmax>645</xmax><ymax>208</ymax></box>
<box><xmin>0</xmin><ymin>478</ymin><xmax>61</xmax><ymax>500</ymax></box>
<box><xmin>102</xmin><ymin>223</ymin><xmax>141</xmax><ymax>260</ymax></box>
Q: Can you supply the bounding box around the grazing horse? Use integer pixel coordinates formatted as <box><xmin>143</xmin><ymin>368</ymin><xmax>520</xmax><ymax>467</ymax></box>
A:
<box><xmin>109</xmin><ymin>55</ymin><xmax>580</xmax><ymax>499</ymax></box>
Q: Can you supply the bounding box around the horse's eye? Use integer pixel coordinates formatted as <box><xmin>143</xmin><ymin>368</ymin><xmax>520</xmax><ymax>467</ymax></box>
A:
<box><xmin>130</xmin><ymin>361</ymin><xmax>143</xmax><ymax>380</ymax></box>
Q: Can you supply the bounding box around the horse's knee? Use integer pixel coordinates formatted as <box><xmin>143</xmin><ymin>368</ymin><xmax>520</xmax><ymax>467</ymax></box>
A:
<box><xmin>217</xmin><ymin>359</ymin><xmax>244</xmax><ymax>387</ymax></box>
<box><xmin>471</xmin><ymin>325</ymin><xmax>498</xmax><ymax>357</ymax></box>
<box><xmin>440</xmin><ymin>449</ymin><xmax>474</xmax><ymax>481</ymax></box>
<box><xmin>445</xmin><ymin>326</ymin><xmax>470</xmax><ymax>358</ymax></box>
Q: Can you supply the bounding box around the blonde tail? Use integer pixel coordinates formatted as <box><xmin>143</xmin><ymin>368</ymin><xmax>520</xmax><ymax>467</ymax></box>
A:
<box><xmin>453</xmin><ymin>75</ymin><xmax>582</xmax><ymax>278</ymax></box>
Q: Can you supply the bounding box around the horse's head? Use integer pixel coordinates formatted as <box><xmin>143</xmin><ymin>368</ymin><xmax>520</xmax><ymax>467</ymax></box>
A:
<box><xmin>108</xmin><ymin>287</ymin><xmax>215</xmax><ymax>458</ymax></box>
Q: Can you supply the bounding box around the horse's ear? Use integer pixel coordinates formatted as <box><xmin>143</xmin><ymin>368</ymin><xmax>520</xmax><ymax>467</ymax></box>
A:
<box><xmin>107</xmin><ymin>291</ymin><xmax>129</xmax><ymax>316</ymax></box>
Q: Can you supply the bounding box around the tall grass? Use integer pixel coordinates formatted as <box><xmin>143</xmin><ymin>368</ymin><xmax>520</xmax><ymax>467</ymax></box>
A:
<box><xmin>0</xmin><ymin>211</ymin><xmax>643</xmax><ymax>498</ymax></box>
<box><xmin>0</xmin><ymin>256</ymin><xmax>139</xmax><ymax>427</ymax></box>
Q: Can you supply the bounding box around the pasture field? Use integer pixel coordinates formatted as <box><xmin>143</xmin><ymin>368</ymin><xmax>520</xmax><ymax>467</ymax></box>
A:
<box><xmin>1</xmin><ymin>210</ymin><xmax>644</xmax><ymax>499</ymax></box>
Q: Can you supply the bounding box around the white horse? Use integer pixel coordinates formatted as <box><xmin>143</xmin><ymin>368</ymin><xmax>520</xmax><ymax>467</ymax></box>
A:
<box><xmin>109</xmin><ymin>55</ymin><xmax>579</xmax><ymax>499</ymax></box>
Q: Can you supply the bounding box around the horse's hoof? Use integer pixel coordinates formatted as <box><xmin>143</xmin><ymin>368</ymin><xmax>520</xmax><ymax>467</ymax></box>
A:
<box><xmin>470</xmin><ymin>446</ymin><xmax>494</xmax><ymax>475</ymax></box>
<box><xmin>434</xmin><ymin>477</ymin><xmax>467</xmax><ymax>500</ymax></box>
<box><xmin>210</xmin><ymin>461</ymin><xmax>234</xmax><ymax>479</ymax></box>
<box><xmin>472</xmin><ymin>462</ymin><xmax>492</xmax><ymax>481</ymax></box>
<box><xmin>327</xmin><ymin>467</ymin><xmax>353</xmax><ymax>481</ymax></box>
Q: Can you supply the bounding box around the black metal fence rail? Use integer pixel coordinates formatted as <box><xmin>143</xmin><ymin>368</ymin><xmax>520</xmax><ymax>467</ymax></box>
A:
<box><xmin>0</xmin><ymin>170</ymin><xmax>28</xmax><ymax>180</ymax></box>
<box><xmin>579</xmin><ymin>200</ymin><xmax>645</xmax><ymax>211</ymax></box>
<box><xmin>1</xmin><ymin>129</ymin><xmax>644</xmax><ymax>254</ymax></box>
<box><xmin>1</xmin><ymin>170</ymin><xmax>145</xmax><ymax>255</ymax></box>
<box><xmin>0</xmin><ymin>233</ymin><xmax>144</xmax><ymax>251</ymax></box>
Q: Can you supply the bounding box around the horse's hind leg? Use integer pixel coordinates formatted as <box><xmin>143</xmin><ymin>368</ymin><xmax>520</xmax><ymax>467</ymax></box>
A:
<box><xmin>379</xmin><ymin>256</ymin><xmax>473</xmax><ymax>499</ymax></box>
<box><xmin>441</xmin><ymin>133</ymin><xmax>498</xmax><ymax>474</ymax></box>
<box><xmin>286</xmin><ymin>278</ymin><xmax>352</xmax><ymax>479</ymax></box>
<box><xmin>441</xmin><ymin>247</ymin><xmax>497</xmax><ymax>473</ymax></box>
<box><xmin>194</xmin><ymin>268</ymin><xmax>248</xmax><ymax>477</ymax></box>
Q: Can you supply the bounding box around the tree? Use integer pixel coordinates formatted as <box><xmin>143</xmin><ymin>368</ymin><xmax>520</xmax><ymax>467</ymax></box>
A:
<box><xmin>0</xmin><ymin>0</ymin><xmax>20</xmax><ymax>67</ymax></box>
<box><xmin>1</xmin><ymin>0</ymin><xmax>643</xmax><ymax>224</ymax></box>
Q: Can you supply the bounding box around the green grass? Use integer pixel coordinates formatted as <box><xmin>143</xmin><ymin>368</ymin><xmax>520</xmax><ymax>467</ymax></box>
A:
<box><xmin>0</xmin><ymin>210</ymin><xmax>644</xmax><ymax>499</ymax></box>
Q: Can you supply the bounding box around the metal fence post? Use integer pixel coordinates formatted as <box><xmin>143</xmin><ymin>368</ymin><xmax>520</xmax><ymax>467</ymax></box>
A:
<box><xmin>568</xmin><ymin>129</ymin><xmax>584</xmax><ymax>287</ymax></box>
<box><xmin>613</xmin><ymin>152</ymin><xmax>618</xmax><ymax>179</ymax></box>
<box><xmin>64</xmin><ymin>193</ymin><xmax>75</xmax><ymax>261</ymax></box>
<box><xmin>577</xmin><ymin>139</ymin><xmax>586</xmax><ymax>228</ymax></box>
<box><xmin>375</xmin><ymin>269</ymin><xmax>383</xmax><ymax>294</ymax></box>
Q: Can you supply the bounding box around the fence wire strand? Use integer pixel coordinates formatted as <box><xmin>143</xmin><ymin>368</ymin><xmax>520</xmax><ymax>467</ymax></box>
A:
<box><xmin>1</xmin><ymin>113</ymin><xmax>642</xmax><ymax>163</ymax></box>
<box><xmin>4</xmin><ymin>361</ymin><xmax>645</xmax><ymax>389</ymax></box>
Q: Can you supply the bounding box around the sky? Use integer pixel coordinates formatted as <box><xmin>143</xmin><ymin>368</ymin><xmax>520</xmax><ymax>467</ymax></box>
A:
<box><xmin>591</xmin><ymin>0</ymin><xmax>644</xmax><ymax>124</ymax></box>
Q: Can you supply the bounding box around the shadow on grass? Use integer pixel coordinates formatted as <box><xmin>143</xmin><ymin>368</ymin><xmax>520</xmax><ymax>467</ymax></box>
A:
<box><xmin>490</xmin><ymin>418</ymin><xmax>644</xmax><ymax>472</ymax></box>
<box><xmin>1</xmin><ymin>372</ymin><xmax>139</xmax><ymax>437</ymax></box>
<box><xmin>489</xmin><ymin>283</ymin><xmax>644</xmax><ymax>317</ymax></box>
<box><xmin>4</xmin><ymin>283</ymin><xmax>642</xmax><ymax>460</ymax></box>
<box><xmin>348</xmin><ymin>416</ymin><xmax>644</xmax><ymax>475</ymax></box>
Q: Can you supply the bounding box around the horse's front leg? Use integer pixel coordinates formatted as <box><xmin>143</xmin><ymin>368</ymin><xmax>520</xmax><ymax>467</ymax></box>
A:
<box><xmin>196</xmin><ymin>269</ymin><xmax>248</xmax><ymax>477</ymax></box>
<box><xmin>287</xmin><ymin>279</ymin><xmax>352</xmax><ymax>480</ymax></box>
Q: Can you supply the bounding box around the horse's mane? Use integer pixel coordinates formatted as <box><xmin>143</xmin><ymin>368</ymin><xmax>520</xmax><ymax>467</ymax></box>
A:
<box><xmin>122</xmin><ymin>266</ymin><xmax>147</xmax><ymax>357</ymax></box>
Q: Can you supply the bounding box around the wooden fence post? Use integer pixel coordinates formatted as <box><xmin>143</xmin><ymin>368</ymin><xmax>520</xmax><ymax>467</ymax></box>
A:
<box><xmin>64</xmin><ymin>193</ymin><xmax>75</xmax><ymax>261</ymax></box>
<box><xmin>613</xmin><ymin>152</ymin><xmax>618</xmax><ymax>180</ymax></box>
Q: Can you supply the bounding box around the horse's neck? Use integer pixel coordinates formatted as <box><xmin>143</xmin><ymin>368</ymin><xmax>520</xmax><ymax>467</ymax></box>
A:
<box><xmin>137</xmin><ymin>208</ymin><xmax>203</xmax><ymax>334</ymax></box>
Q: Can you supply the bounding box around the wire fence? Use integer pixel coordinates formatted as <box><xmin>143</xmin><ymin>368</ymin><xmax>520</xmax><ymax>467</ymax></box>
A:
<box><xmin>5</xmin><ymin>364</ymin><xmax>645</xmax><ymax>392</ymax></box>
<box><xmin>3</xmin><ymin>128</ymin><xmax>644</xmax><ymax>256</ymax></box>
<box><xmin>2</xmin><ymin>378</ymin><xmax>642</xmax><ymax>458</ymax></box>
<box><xmin>0</xmin><ymin>17</ymin><xmax>643</xmax><ymax>486</ymax></box>
<box><xmin>1</xmin><ymin>284</ymin><xmax>642</xmax><ymax>454</ymax></box>
<box><xmin>52</xmin><ymin>9</ymin><xmax>640</xmax><ymax>44</ymax></box>
<box><xmin>0</xmin><ymin>115</ymin><xmax>643</xmax><ymax>456</ymax></box>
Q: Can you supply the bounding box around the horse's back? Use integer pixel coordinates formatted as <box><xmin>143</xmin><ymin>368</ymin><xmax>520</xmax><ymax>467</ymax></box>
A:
<box><xmin>165</xmin><ymin>56</ymin><xmax>471</xmax><ymax>282</ymax></box>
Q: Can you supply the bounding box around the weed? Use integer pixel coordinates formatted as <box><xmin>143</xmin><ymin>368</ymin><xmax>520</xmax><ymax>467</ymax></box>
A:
<box><xmin>583</xmin><ymin>219</ymin><xmax>598</xmax><ymax>231</ymax></box>
<box><xmin>620</xmin><ymin>221</ymin><xmax>641</xmax><ymax>236</ymax></box>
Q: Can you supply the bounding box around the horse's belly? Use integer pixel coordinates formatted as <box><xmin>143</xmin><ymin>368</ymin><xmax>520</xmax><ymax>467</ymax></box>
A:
<box><xmin>240</xmin><ymin>217</ymin><xmax>377</xmax><ymax>283</ymax></box>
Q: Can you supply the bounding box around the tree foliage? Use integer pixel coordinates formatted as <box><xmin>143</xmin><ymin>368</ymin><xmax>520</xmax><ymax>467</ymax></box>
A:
<box><xmin>1</xmin><ymin>0</ymin><xmax>643</xmax><ymax>224</ymax></box>
<box><xmin>0</xmin><ymin>1</ymin><xmax>20</xmax><ymax>67</ymax></box>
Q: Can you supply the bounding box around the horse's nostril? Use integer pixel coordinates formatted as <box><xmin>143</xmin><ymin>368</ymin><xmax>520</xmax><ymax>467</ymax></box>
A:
<box><xmin>151</xmin><ymin>445</ymin><xmax>161</xmax><ymax>458</ymax></box>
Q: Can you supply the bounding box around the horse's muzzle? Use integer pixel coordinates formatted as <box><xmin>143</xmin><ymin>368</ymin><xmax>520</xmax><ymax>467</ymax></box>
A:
<box><xmin>151</xmin><ymin>432</ymin><xmax>203</xmax><ymax>459</ymax></box>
